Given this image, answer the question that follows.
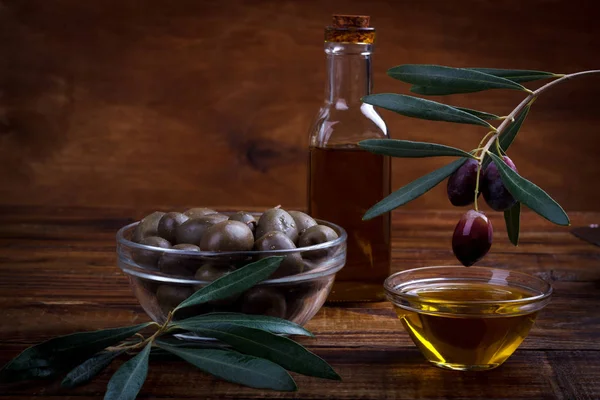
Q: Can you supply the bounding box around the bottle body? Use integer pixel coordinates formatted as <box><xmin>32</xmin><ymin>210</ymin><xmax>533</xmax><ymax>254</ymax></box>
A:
<box><xmin>308</xmin><ymin>27</ymin><xmax>391</xmax><ymax>302</ymax></box>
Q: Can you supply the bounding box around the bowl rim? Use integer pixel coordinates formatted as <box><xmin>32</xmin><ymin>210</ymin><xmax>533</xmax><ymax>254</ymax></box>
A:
<box><xmin>116</xmin><ymin>216</ymin><xmax>348</xmax><ymax>285</ymax></box>
<box><xmin>116</xmin><ymin>217</ymin><xmax>347</xmax><ymax>257</ymax></box>
<box><xmin>384</xmin><ymin>265</ymin><xmax>553</xmax><ymax>306</ymax></box>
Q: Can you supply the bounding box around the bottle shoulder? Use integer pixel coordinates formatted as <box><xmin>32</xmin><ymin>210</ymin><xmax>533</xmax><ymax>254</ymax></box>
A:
<box><xmin>308</xmin><ymin>102</ymin><xmax>389</xmax><ymax>147</ymax></box>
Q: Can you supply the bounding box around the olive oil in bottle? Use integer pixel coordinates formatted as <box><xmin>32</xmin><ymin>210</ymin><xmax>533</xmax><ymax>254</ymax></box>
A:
<box><xmin>308</xmin><ymin>15</ymin><xmax>391</xmax><ymax>302</ymax></box>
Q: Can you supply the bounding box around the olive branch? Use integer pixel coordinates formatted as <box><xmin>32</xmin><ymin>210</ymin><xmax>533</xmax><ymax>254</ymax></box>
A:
<box><xmin>0</xmin><ymin>257</ymin><xmax>340</xmax><ymax>399</ymax></box>
<box><xmin>358</xmin><ymin>65</ymin><xmax>599</xmax><ymax>264</ymax></box>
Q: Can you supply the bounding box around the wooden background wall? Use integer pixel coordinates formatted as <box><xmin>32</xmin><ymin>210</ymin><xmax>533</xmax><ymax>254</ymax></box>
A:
<box><xmin>1</xmin><ymin>0</ymin><xmax>599</xmax><ymax>213</ymax></box>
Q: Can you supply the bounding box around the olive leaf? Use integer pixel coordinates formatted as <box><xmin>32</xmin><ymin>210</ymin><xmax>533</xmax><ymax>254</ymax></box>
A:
<box><xmin>455</xmin><ymin>107</ymin><xmax>502</xmax><ymax>121</ymax></box>
<box><xmin>410</xmin><ymin>68</ymin><xmax>558</xmax><ymax>95</ymax></box>
<box><xmin>504</xmin><ymin>202</ymin><xmax>521</xmax><ymax>246</ymax></box>
<box><xmin>410</xmin><ymin>85</ymin><xmax>482</xmax><ymax>96</ymax></box>
<box><xmin>174</xmin><ymin>256</ymin><xmax>284</xmax><ymax>313</ymax></box>
<box><xmin>0</xmin><ymin>323</ymin><xmax>152</xmax><ymax>382</ymax></box>
<box><xmin>363</xmin><ymin>158</ymin><xmax>467</xmax><ymax>220</ymax></box>
<box><xmin>358</xmin><ymin>139</ymin><xmax>476</xmax><ymax>159</ymax></box>
<box><xmin>104</xmin><ymin>342</ymin><xmax>151</xmax><ymax>400</ymax></box>
<box><xmin>62</xmin><ymin>349</ymin><xmax>125</xmax><ymax>388</ymax></box>
<box><xmin>180</xmin><ymin>323</ymin><xmax>340</xmax><ymax>381</ymax></box>
<box><xmin>158</xmin><ymin>342</ymin><xmax>297</xmax><ymax>391</ymax></box>
<box><xmin>362</xmin><ymin>93</ymin><xmax>492</xmax><ymax>127</ymax></box>
<box><xmin>488</xmin><ymin>153</ymin><xmax>569</xmax><ymax>226</ymax></box>
<box><xmin>388</xmin><ymin>65</ymin><xmax>528</xmax><ymax>93</ymax></box>
<box><xmin>174</xmin><ymin>312</ymin><xmax>313</xmax><ymax>337</ymax></box>
<box><xmin>469</xmin><ymin>68</ymin><xmax>559</xmax><ymax>83</ymax></box>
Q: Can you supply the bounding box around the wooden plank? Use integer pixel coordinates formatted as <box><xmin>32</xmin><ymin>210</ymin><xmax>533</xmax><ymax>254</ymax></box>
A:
<box><xmin>0</xmin><ymin>206</ymin><xmax>599</xmax><ymax>398</ymax></box>
<box><xmin>1</xmin><ymin>349</ymin><xmax>598</xmax><ymax>399</ymax></box>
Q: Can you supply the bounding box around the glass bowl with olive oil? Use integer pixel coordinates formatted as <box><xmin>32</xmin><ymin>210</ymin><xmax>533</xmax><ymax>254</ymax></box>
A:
<box><xmin>384</xmin><ymin>266</ymin><xmax>552</xmax><ymax>371</ymax></box>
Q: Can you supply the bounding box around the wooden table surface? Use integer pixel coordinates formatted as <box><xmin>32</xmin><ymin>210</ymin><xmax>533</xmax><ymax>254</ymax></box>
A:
<box><xmin>1</xmin><ymin>206</ymin><xmax>599</xmax><ymax>399</ymax></box>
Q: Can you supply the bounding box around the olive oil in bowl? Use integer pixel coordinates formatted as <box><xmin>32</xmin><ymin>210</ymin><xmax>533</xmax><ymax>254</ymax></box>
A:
<box><xmin>385</xmin><ymin>266</ymin><xmax>552</xmax><ymax>371</ymax></box>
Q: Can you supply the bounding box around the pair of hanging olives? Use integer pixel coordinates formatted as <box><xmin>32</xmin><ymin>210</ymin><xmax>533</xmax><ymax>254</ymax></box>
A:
<box><xmin>447</xmin><ymin>156</ymin><xmax>518</xmax><ymax>266</ymax></box>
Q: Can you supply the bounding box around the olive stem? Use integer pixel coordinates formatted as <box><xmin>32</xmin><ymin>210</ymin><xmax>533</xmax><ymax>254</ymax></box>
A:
<box><xmin>109</xmin><ymin>315</ymin><xmax>174</xmax><ymax>353</ymax></box>
<box><xmin>478</xmin><ymin>69</ymin><xmax>600</xmax><ymax>161</ymax></box>
<box><xmin>533</xmin><ymin>69</ymin><xmax>600</xmax><ymax>96</ymax></box>
<box><xmin>471</xmin><ymin>69</ymin><xmax>600</xmax><ymax>209</ymax></box>
<box><xmin>474</xmin><ymin>162</ymin><xmax>482</xmax><ymax>211</ymax></box>
<box><xmin>476</xmin><ymin>131</ymin><xmax>496</xmax><ymax>153</ymax></box>
<box><xmin>494</xmin><ymin>137</ymin><xmax>502</xmax><ymax>155</ymax></box>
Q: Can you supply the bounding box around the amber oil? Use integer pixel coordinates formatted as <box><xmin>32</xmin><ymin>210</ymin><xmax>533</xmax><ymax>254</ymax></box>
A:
<box><xmin>392</xmin><ymin>281</ymin><xmax>540</xmax><ymax>371</ymax></box>
<box><xmin>309</xmin><ymin>145</ymin><xmax>391</xmax><ymax>301</ymax></box>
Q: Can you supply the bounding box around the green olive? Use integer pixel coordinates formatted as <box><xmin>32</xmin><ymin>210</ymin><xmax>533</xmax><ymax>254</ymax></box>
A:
<box><xmin>158</xmin><ymin>244</ymin><xmax>201</xmax><ymax>276</ymax></box>
<box><xmin>255</xmin><ymin>208</ymin><xmax>299</xmax><ymax>243</ymax></box>
<box><xmin>156</xmin><ymin>285</ymin><xmax>194</xmax><ymax>315</ymax></box>
<box><xmin>298</xmin><ymin>225</ymin><xmax>339</xmax><ymax>260</ymax></box>
<box><xmin>254</xmin><ymin>231</ymin><xmax>304</xmax><ymax>278</ymax></box>
<box><xmin>132</xmin><ymin>211</ymin><xmax>165</xmax><ymax>242</ymax></box>
<box><xmin>200</xmin><ymin>221</ymin><xmax>254</xmax><ymax>252</ymax></box>
<box><xmin>288</xmin><ymin>211</ymin><xmax>317</xmax><ymax>237</ymax></box>
<box><xmin>174</xmin><ymin>214</ymin><xmax>228</xmax><ymax>245</ymax></box>
<box><xmin>240</xmin><ymin>287</ymin><xmax>287</xmax><ymax>318</ymax></box>
<box><xmin>132</xmin><ymin>236</ymin><xmax>172</xmax><ymax>269</ymax></box>
<box><xmin>183</xmin><ymin>207</ymin><xmax>218</xmax><ymax>219</ymax></box>
<box><xmin>157</xmin><ymin>212</ymin><xmax>189</xmax><ymax>243</ymax></box>
<box><xmin>228</xmin><ymin>211</ymin><xmax>257</xmax><ymax>234</ymax></box>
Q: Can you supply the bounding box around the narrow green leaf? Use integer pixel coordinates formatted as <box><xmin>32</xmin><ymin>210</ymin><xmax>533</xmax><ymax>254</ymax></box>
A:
<box><xmin>455</xmin><ymin>107</ymin><xmax>501</xmax><ymax>121</ymax></box>
<box><xmin>410</xmin><ymin>68</ymin><xmax>558</xmax><ymax>95</ymax></box>
<box><xmin>410</xmin><ymin>85</ymin><xmax>483</xmax><ymax>96</ymax></box>
<box><xmin>158</xmin><ymin>343</ymin><xmax>297</xmax><ymax>391</ymax></box>
<box><xmin>488</xmin><ymin>153</ymin><xmax>569</xmax><ymax>226</ymax></box>
<box><xmin>504</xmin><ymin>202</ymin><xmax>521</xmax><ymax>246</ymax></box>
<box><xmin>174</xmin><ymin>312</ymin><xmax>313</xmax><ymax>337</ymax></box>
<box><xmin>499</xmin><ymin>106</ymin><xmax>530</xmax><ymax>152</ymax></box>
<box><xmin>174</xmin><ymin>256</ymin><xmax>284</xmax><ymax>313</ymax></box>
<box><xmin>362</xmin><ymin>93</ymin><xmax>491</xmax><ymax>127</ymax></box>
<box><xmin>469</xmin><ymin>68</ymin><xmax>559</xmax><ymax>83</ymax></box>
<box><xmin>388</xmin><ymin>65</ymin><xmax>528</xmax><ymax>93</ymax></box>
<box><xmin>363</xmin><ymin>158</ymin><xmax>467</xmax><ymax>220</ymax></box>
<box><xmin>154</xmin><ymin>337</ymin><xmax>225</xmax><ymax>350</ymax></box>
<box><xmin>183</xmin><ymin>323</ymin><xmax>340</xmax><ymax>381</ymax></box>
<box><xmin>358</xmin><ymin>139</ymin><xmax>476</xmax><ymax>159</ymax></box>
<box><xmin>61</xmin><ymin>350</ymin><xmax>125</xmax><ymax>388</ymax></box>
<box><xmin>104</xmin><ymin>342</ymin><xmax>151</xmax><ymax>400</ymax></box>
<box><xmin>0</xmin><ymin>323</ymin><xmax>152</xmax><ymax>382</ymax></box>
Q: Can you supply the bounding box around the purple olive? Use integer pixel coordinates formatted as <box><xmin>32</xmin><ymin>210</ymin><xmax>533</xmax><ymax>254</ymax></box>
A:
<box><xmin>447</xmin><ymin>159</ymin><xmax>481</xmax><ymax>207</ymax></box>
<box><xmin>452</xmin><ymin>210</ymin><xmax>493</xmax><ymax>267</ymax></box>
<box><xmin>482</xmin><ymin>156</ymin><xmax>518</xmax><ymax>211</ymax></box>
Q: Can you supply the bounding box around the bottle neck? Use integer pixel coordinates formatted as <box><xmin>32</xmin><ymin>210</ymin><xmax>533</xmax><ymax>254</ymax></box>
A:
<box><xmin>324</xmin><ymin>42</ymin><xmax>373</xmax><ymax>107</ymax></box>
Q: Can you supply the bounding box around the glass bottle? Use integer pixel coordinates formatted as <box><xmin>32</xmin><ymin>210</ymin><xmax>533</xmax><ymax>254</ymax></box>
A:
<box><xmin>308</xmin><ymin>15</ymin><xmax>391</xmax><ymax>302</ymax></box>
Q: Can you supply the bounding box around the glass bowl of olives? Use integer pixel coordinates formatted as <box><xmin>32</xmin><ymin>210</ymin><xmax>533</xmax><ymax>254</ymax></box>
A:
<box><xmin>116</xmin><ymin>207</ymin><xmax>347</xmax><ymax>333</ymax></box>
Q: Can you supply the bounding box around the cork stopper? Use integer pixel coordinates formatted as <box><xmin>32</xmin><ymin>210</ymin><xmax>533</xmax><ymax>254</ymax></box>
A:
<box><xmin>325</xmin><ymin>14</ymin><xmax>375</xmax><ymax>44</ymax></box>
<box><xmin>332</xmin><ymin>14</ymin><xmax>370</xmax><ymax>28</ymax></box>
